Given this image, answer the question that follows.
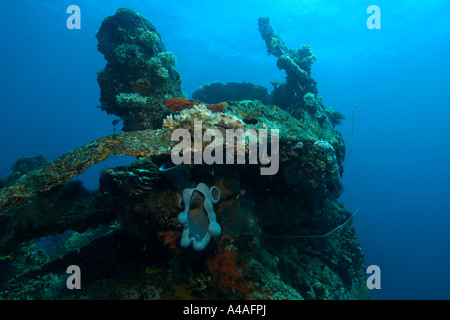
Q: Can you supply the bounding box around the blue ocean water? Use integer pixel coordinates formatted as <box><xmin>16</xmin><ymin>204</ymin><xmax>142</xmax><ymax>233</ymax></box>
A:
<box><xmin>0</xmin><ymin>0</ymin><xmax>449</xmax><ymax>299</ymax></box>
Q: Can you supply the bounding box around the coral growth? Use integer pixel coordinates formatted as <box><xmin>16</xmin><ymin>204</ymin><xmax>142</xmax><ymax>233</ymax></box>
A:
<box><xmin>96</xmin><ymin>8</ymin><xmax>183</xmax><ymax>131</ymax></box>
<box><xmin>0</xmin><ymin>11</ymin><xmax>368</xmax><ymax>301</ymax></box>
<box><xmin>5</xmin><ymin>156</ymin><xmax>48</xmax><ymax>185</ymax></box>
<box><xmin>207</xmin><ymin>245</ymin><xmax>249</xmax><ymax>298</ymax></box>
<box><xmin>162</xmin><ymin>103</ymin><xmax>245</xmax><ymax>133</ymax></box>
<box><xmin>165</xmin><ymin>98</ymin><xmax>227</xmax><ymax>113</ymax></box>
<box><xmin>0</xmin><ymin>98</ymin><xmax>365</xmax><ymax>300</ymax></box>
<box><xmin>0</xmin><ymin>130</ymin><xmax>173</xmax><ymax>214</ymax></box>
<box><xmin>163</xmin><ymin>104</ymin><xmax>218</xmax><ymax>132</ymax></box>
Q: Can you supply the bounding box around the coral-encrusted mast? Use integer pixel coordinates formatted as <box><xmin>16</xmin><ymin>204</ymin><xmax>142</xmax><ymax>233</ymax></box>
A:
<box><xmin>0</xmin><ymin>130</ymin><xmax>173</xmax><ymax>215</ymax></box>
<box><xmin>258</xmin><ymin>17</ymin><xmax>318</xmax><ymax>109</ymax></box>
<box><xmin>257</xmin><ymin>17</ymin><xmax>289</xmax><ymax>57</ymax></box>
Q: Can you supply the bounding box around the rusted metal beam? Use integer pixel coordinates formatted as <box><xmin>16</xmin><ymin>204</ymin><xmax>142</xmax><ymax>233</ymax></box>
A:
<box><xmin>0</xmin><ymin>129</ymin><xmax>173</xmax><ymax>215</ymax></box>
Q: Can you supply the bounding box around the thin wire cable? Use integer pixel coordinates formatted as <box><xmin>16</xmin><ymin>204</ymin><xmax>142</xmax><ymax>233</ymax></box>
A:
<box><xmin>266</xmin><ymin>207</ymin><xmax>360</xmax><ymax>239</ymax></box>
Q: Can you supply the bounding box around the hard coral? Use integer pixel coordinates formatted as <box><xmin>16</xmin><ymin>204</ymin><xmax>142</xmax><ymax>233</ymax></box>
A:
<box><xmin>162</xmin><ymin>104</ymin><xmax>218</xmax><ymax>132</ymax></box>
<box><xmin>162</xmin><ymin>103</ymin><xmax>244</xmax><ymax>133</ymax></box>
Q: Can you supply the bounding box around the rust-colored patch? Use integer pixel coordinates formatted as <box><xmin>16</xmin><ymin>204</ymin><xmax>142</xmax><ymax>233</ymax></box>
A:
<box><xmin>165</xmin><ymin>98</ymin><xmax>227</xmax><ymax>113</ymax></box>
<box><xmin>207</xmin><ymin>246</ymin><xmax>249</xmax><ymax>297</ymax></box>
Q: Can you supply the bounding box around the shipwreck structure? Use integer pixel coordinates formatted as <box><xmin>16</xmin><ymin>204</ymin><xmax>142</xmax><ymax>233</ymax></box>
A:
<box><xmin>0</xmin><ymin>9</ymin><xmax>368</xmax><ymax>300</ymax></box>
